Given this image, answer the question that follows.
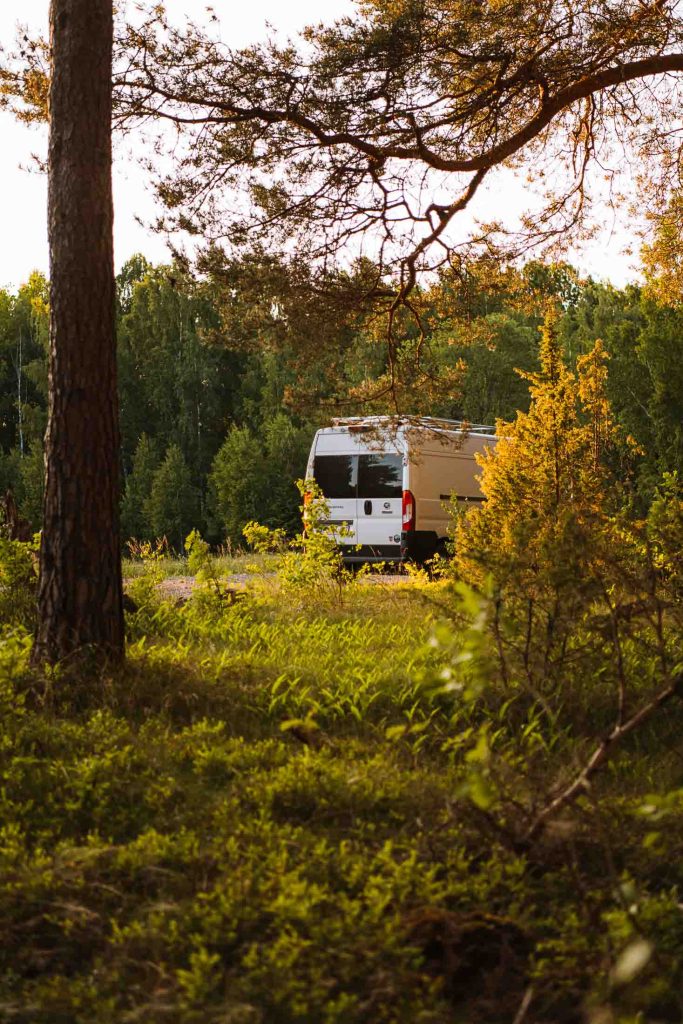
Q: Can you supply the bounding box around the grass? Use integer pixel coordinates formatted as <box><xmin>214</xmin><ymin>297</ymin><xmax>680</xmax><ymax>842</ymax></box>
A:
<box><xmin>1</xmin><ymin>573</ymin><xmax>682</xmax><ymax>1023</ymax></box>
<box><xmin>122</xmin><ymin>548</ymin><xmax>280</xmax><ymax>579</ymax></box>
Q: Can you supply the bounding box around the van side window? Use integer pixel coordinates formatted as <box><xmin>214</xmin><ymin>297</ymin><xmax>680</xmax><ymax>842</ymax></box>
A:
<box><xmin>313</xmin><ymin>455</ymin><xmax>357</xmax><ymax>498</ymax></box>
<box><xmin>358</xmin><ymin>454</ymin><xmax>402</xmax><ymax>498</ymax></box>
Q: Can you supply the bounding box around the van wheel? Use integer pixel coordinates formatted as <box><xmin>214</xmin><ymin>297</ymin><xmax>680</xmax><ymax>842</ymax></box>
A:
<box><xmin>435</xmin><ymin>538</ymin><xmax>450</xmax><ymax>560</ymax></box>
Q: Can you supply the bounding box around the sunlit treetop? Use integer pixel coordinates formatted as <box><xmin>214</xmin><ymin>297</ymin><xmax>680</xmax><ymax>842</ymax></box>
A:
<box><xmin>641</xmin><ymin>192</ymin><xmax>683</xmax><ymax>305</ymax></box>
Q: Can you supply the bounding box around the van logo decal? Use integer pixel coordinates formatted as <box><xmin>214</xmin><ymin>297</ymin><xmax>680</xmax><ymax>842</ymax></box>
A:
<box><xmin>383</xmin><ymin>502</ymin><xmax>391</xmax><ymax>509</ymax></box>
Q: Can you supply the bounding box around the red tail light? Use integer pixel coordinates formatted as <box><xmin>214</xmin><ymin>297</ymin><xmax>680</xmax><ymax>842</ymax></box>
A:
<box><xmin>303</xmin><ymin>492</ymin><xmax>313</xmax><ymax>506</ymax></box>
<box><xmin>402</xmin><ymin>489</ymin><xmax>415</xmax><ymax>531</ymax></box>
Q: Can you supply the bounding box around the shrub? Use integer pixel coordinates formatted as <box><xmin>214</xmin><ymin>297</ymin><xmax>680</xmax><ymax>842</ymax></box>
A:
<box><xmin>441</xmin><ymin>309</ymin><xmax>683</xmax><ymax>850</ymax></box>
<box><xmin>244</xmin><ymin>480</ymin><xmax>360</xmax><ymax>603</ymax></box>
<box><xmin>0</xmin><ymin>533</ymin><xmax>37</xmax><ymax>632</ymax></box>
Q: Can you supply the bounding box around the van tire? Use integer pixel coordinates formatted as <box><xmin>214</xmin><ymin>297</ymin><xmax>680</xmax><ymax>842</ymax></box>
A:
<box><xmin>435</xmin><ymin>538</ymin><xmax>450</xmax><ymax>559</ymax></box>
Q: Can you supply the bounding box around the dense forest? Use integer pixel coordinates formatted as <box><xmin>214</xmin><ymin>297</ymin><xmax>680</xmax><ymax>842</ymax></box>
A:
<box><xmin>1</xmin><ymin>257</ymin><xmax>681</xmax><ymax>548</ymax></box>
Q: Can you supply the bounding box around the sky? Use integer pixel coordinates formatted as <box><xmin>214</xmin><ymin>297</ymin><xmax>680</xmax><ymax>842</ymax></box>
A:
<box><xmin>0</xmin><ymin>0</ymin><xmax>357</xmax><ymax>291</ymax></box>
<box><xmin>0</xmin><ymin>0</ymin><xmax>640</xmax><ymax>292</ymax></box>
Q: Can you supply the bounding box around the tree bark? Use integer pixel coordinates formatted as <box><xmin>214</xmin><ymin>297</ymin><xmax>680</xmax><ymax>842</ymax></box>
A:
<box><xmin>33</xmin><ymin>0</ymin><xmax>124</xmax><ymax>664</ymax></box>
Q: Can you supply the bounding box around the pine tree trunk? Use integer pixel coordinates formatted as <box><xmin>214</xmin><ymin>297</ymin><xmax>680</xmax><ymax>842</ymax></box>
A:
<box><xmin>33</xmin><ymin>0</ymin><xmax>124</xmax><ymax>664</ymax></box>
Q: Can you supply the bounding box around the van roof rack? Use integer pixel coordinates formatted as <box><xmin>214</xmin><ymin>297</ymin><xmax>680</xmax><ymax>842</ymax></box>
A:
<box><xmin>329</xmin><ymin>415</ymin><xmax>496</xmax><ymax>435</ymax></box>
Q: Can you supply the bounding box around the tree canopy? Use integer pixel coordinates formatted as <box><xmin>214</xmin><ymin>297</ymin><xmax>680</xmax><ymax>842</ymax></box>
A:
<box><xmin>5</xmin><ymin>1</ymin><xmax>683</xmax><ymax>285</ymax></box>
<box><xmin>5</xmin><ymin>1</ymin><xmax>683</xmax><ymax>406</ymax></box>
<box><xmin>109</xmin><ymin>0</ymin><xmax>683</xmax><ymax>285</ymax></box>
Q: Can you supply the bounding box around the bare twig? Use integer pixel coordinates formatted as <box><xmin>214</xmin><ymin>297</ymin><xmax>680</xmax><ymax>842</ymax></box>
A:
<box><xmin>523</xmin><ymin>672</ymin><xmax>683</xmax><ymax>846</ymax></box>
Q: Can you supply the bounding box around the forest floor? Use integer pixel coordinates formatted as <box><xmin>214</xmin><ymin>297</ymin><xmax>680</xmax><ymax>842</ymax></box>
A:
<box><xmin>152</xmin><ymin>572</ymin><xmax>406</xmax><ymax>601</ymax></box>
<box><xmin>122</xmin><ymin>552</ymin><xmax>410</xmax><ymax>602</ymax></box>
<box><xmin>1</xmin><ymin>569</ymin><xmax>682</xmax><ymax>1023</ymax></box>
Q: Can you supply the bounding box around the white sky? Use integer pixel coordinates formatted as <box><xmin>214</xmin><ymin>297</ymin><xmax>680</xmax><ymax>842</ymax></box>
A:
<box><xmin>0</xmin><ymin>0</ymin><xmax>640</xmax><ymax>292</ymax></box>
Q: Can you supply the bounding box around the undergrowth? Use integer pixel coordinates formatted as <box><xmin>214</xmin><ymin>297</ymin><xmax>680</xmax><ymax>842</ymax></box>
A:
<box><xmin>0</xmin><ymin>562</ymin><xmax>682</xmax><ymax>1024</ymax></box>
<box><xmin>123</xmin><ymin>538</ymin><xmax>279</xmax><ymax>580</ymax></box>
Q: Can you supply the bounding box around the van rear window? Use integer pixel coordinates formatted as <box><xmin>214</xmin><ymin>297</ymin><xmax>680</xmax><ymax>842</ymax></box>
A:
<box><xmin>358</xmin><ymin>454</ymin><xmax>402</xmax><ymax>498</ymax></box>
<box><xmin>313</xmin><ymin>455</ymin><xmax>357</xmax><ymax>498</ymax></box>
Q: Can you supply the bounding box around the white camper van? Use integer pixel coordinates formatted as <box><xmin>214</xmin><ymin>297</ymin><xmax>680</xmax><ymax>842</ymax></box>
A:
<box><xmin>305</xmin><ymin>417</ymin><xmax>497</xmax><ymax>564</ymax></box>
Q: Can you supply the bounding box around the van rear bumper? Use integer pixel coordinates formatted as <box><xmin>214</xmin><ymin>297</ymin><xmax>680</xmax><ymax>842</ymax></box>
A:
<box><xmin>339</xmin><ymin>530</ymin><xmax>441</xmax><ymax>565</ymax></box>
<box><xmin>340</xmin><ymin>543</ymin><xmax>403</xmax><ymax>564</ymax></box>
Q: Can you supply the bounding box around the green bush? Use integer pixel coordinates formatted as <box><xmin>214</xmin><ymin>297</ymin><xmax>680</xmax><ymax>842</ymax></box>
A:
<box><xmin>0</xmin><ymin>534</ymin><xmax>37</xmax><ymax>632</ymax></box>
<box><xmin>243</xmin><ymin>479</ymin><xmax>363</xmax><ymax>606</ymax></box>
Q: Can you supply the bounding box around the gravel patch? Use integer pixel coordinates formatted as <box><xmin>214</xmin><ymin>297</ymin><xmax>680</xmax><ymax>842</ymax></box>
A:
<box><xmin>133</xmin><ymin>573</ymin><xmax>410</xmax><ymax>602</ymax></box>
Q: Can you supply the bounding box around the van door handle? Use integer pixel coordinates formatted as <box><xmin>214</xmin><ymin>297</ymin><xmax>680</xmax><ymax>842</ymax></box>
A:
<box><xmin>364</xmin><ymin>500</ymin><xmax>373</xmax><ymax>515</ymax></box>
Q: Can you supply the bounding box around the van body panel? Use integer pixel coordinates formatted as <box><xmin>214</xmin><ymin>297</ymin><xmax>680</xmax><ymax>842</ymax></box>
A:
<box><xmin>407</xmin><ymin>432</ymin><xmax>493</xmax><ymax>537</ymax></box>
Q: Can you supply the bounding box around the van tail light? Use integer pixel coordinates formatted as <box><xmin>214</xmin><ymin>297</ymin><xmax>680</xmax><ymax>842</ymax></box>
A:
<box><xmin>402</xmin><ymin>489</ymin><xmax>415</xmax><ymax>531</ymax></box>
<box><xmin>303</xmin><ymin>491</ymin><xmax>313</xmax><ymax>507</ymax></box>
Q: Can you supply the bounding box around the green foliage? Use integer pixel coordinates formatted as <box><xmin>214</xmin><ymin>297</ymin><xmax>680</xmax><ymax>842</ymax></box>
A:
<box><xmin>124</xmin><ymin>537</ymin><xmax>173</xmax><ymax>611</ymax></box>
<box><xmin>429</xmin><ymin>322</ymin><xmax>683</xmax><ymax>978</ymax></box>
<box><xmin>0</xmin><ymin>272</ymin><xmax>48</xmax><ymax>526</ymax></box>
<box><xmin>1</xmin><ymin>261</ymin><xmax>682</xmax><ymax>1024</ymax></box>
<box><xmin>184</xmin><ymin>528</ymin><xmax>212</xmax><ymax>576</ymax></box>
<box><xmin>116</xmin><ymin>260</ymin><xmax>232</xmax><ymax>478</ymax></box>
<box><xmin>209</xmin><ymin>425</ymin><xmax>268</xmax><ymax>542</ymax></box>
<box><xmin>642</xmin><ymin>192</ymin><xmax>683</xmax><ymax>305</ymax></box>
<box><xmin>121</xmin><ymin>433</ymin><xmax>161</xmax><ymax>542</ymax></box>
<box><xmin>184</xmin><ymin>529</ymin><xmax>228</xmax><ymax>597</ymax></box>
<box><xmin>0</xmin><ymin>534</ymin><xmax>37</xmax><ymax>632</ymax></box>
<box><xmin>428</xmin><ymin>311</ymin><xmax>539</xmax><ymax>423</ymax></box>
<box><xmin>243</xmin><ymin>480</ymin><xmax>362</xmax><ymax>604</ymax></box>
<box><xmin>261</xmin><ymin>414</ymin><xmax>313</xmax><ymax>532</ymax></box>
<box><xmin>0</xmin><ymin>297</ymin><xmax>682</xmax><ymax>1015</ymax></box>
<box><xmin>1</xmin><ymin>555</ymin><xmax>682</xmax><ymax>1022</ymax></box>
<box><xmin>145</xmin><ymin>444</ymin><xmax>200</xmax><ymax>552</ymax></box>
<box><xmin>12</xmin><ymin>443</ymin><xmax>44</xmax><ymax>529</ymax></box>
<box><xmin>561</xmin><ymin>281</ymin><xmax>683</xmax><ymax>500</ymax></box>
<box><xmin>456</xmin><ymin>312</ymin><xmax>625</xmax><ymax>604</ymax></box>
<box><xmin>242</xmin><ymin>521</ymin><xmax>287</xmax><ymax>554</ymax></box>
<box><xmin>0</xmin><ymin>260</ymin><xmax>680</xmax><ymax>541</ymax></box>
<box><xmin>647</xmin><ymin>471</ymin><xmax>683</xmax><ymax>597</ymax></box>
<box><xmin>209</xmin><ymin>416</ymin><xmax>311</xmax><ymax>543</ymax></box>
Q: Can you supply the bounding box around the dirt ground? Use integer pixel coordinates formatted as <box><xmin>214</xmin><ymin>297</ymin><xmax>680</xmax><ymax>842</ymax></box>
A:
<box><xmin>151</xmin><ymin>573</ymin><xmax>407</xmax><ymax>602</ymax></box>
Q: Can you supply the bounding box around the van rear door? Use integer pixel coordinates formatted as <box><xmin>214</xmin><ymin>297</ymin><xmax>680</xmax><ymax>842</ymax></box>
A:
<box><xmin>311</xmin><ymin>453</ymin><xmax>358</xmax><ymax>546</ymax></box>
<box><xmin>356</xmin><ymin>453</ymin><xmax>403</xmax><ymax>549</ymax></box>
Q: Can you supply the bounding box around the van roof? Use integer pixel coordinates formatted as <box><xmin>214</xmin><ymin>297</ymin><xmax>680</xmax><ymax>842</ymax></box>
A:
<box><xmin>329</xmin><ymin>415</ymin><xmax>496</xmax><ymax>437</ymax></box>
